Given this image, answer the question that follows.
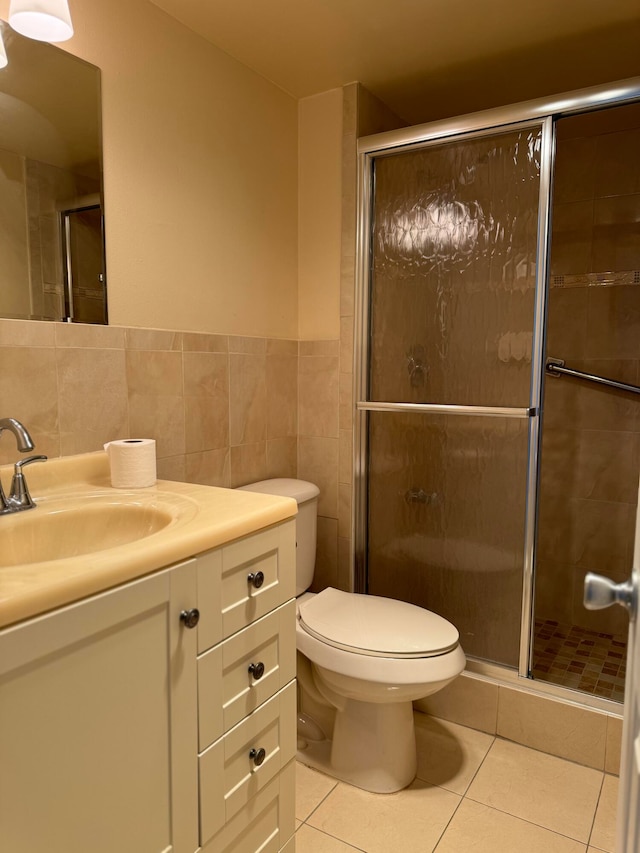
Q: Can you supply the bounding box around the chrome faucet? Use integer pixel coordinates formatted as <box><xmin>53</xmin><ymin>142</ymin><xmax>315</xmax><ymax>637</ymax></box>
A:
<box><xmin>0</xmin><ymin>418</ymin><xmax>35</xmax><ymax>453</ymax></box>
<box><xmin>0</xmin><ymin>418</ymin><xmax>47</xmax><ymax>514</ymax></box>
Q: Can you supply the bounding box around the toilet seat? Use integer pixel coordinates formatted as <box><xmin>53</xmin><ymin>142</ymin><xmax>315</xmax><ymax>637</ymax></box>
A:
<box><xmin>298</xmin><ymin>587</ymin><xmax>459</xmax><ymax>659</ymax></box>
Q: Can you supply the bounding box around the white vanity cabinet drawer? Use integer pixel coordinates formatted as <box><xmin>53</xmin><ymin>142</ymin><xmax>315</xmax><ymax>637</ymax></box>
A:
<box><xmin>198</xmin><ymin>681</ymin><xmax>296</xmax><ymax>847</ymax></box>
<box><xmin>198</xmin><ymin>600</ymin><xmax>296</xmax><ymax>751</ymax></box>
<box><xmin>200</xmin><ymin>759</ymin><xmax>295</xmax><ymax>853</ymax></box>
<box><xmin>197</xmin><ymin>521</ymin><xmax>296</xmax><ymax>654</ymax></box>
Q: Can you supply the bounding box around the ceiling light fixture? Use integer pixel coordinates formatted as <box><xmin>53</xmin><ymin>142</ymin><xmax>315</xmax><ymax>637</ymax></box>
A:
<box><xmin>9</xmin><ymin>0</ymin><xmax>74</xmax><ymax>43</ymax></box>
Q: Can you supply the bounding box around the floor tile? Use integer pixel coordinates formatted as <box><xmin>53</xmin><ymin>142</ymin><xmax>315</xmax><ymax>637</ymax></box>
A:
<box><xmin>466</xmin><ymin>739</ymin><xmax>603</xmax><ymax>842</ymax></box>
<box><xmin>434</xmin><ymin>799</ymin><xmax>587</xmax><ymax>853</ymax></box>
<box><xmin>590</xmin><ymin>774</ymin><xmax>619</xmax><ymax>852</ymax></box>
<box><xmin>308</xmin><ymin>779</ymin><xmax>460</xmax><ymax>853</ymax></box>
<box><xmin>296</xmin><ymin>824</ymin><xmax>365</xmax><ymax>852</ymax></box>
<box><xmin>296</xmin><ymin>762</ymin><xmax>339</xmax><ymax>821</ymax></box>
<box><xmin>414</xmin><ymin>713</ymin><xmax>494</xmax><ymax>795</ymax></box>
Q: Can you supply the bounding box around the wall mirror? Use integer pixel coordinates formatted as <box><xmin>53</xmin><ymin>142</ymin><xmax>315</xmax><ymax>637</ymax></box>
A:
<box><xmin>0</xmin><ymin>20</ymin><xmax>106</xmax><ymax>324</ymax></box>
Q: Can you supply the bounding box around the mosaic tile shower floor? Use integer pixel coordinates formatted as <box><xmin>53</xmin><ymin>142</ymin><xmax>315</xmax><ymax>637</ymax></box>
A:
<box><xmin>532</xmin><ymin>619</ymin><xmax>627</xmax><ymax>703</ymax></box>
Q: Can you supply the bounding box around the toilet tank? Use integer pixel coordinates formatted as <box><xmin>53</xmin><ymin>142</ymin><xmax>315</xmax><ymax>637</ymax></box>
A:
<box><xmin>237</xmin><ymin>478</ymin><xmax>320</xmax><ymax>596</ymax></box>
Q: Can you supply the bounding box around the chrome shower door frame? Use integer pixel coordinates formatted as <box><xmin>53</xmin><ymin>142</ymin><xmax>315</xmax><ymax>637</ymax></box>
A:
<box><xmin>353</xmin><ymin>77</ymin><xmax>640</xmax><ymax>683</ymax></box>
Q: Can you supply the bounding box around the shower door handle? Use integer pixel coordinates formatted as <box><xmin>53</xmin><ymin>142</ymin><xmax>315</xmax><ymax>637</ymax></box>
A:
<box><xmin>584</xmin><ymin>572</ymin><xmax>635</xmax><ymax>615</ymax></box>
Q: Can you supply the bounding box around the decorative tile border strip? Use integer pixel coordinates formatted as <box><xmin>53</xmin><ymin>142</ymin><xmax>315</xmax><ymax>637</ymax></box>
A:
<box><xmin>552</xmin><ymin>269</ymin><xmax>640</xmax><ymax>288</ymax></box>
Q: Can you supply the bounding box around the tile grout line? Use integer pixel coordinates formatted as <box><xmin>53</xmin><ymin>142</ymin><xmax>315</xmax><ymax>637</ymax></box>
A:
<box><xmin>585</xmin><ymin>773</ymin><xmax>607</xmax><ymax>851</ymax></box>
<box><xmin>463</xmin><ymin>732</ymin><xmax>498</xmax><ymax>793</ymax></box>
<box><xmin>430</xmin><ymin>794</ymin><xmax>465</xmax><ymax>852</ymax></box>
<box><xmin>296</xmin><ymin>770</ymin><xmax>339</xmax><ymax>825</ymax></box>
<box><xmin>297</xmin><ymin>777</ymin><xmax>371</xmax><ymax>852</ymax></box>
<box><xmin>428</xmin><ymin>734</ymin><xmax>498</xmax><ymax>852</ymax></box>
<box><xmin>298</xmin><ymin>822</ymin><xmax>370</xmax><ymax>853</ymax></box>
<box><xmin>462</xmin><ymin>792</ymin><xmax>598</xmax><ymax>847</ymax></box>
<box><xmin>493</xmin><ymin>732</ymin><xmax>615</xmax><ymax>774</ymax></box>
<box><xmin>442</xmin><ymin>736</ymin><xmax>600</xmax><ymax>848</ymax></box>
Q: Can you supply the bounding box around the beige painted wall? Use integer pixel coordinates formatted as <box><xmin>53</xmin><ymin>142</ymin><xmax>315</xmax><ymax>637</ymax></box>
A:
<box><xmin>298</xmin><ymin>88</ymin><xmax>343</xmax><ymax>340</ymax></box>
<box><xmin>0</xmin><ymin>0</ymin><xmax>299</xmax><ymax>338</ymax></box>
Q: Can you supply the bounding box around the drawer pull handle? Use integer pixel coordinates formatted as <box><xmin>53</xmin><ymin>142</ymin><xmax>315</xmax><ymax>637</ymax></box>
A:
<box><xmin>248</xmin><ymin>661</ymin><xmax>265</xmax><ymax>680</ymax></box>
<box><xmin>247</xmin><ymin>571</ymin><xmax>265</xmax><ymax>589</ymax></box>
<box><xmin>249</xmin><ymin>747</ymin><xmax>266</xmax><ymax>767</ymax></box>
<box><xmin>180</xmin><ymin>608</ymin><xmax>200</xmax><ymax>629</ymax></box>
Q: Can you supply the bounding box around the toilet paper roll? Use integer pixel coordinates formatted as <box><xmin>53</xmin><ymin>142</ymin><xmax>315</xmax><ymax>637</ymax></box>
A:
<box><xmin>104</xmin><ymin>438</ymin><xmax>157</xmax><ymax>488</ymax></box>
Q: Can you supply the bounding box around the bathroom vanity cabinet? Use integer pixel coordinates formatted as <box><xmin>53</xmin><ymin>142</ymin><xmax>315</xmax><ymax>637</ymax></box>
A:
<box><xmin>0</xmin><ymin>519</ymin><xmax>297</xmax><ymax>853</ymax></box>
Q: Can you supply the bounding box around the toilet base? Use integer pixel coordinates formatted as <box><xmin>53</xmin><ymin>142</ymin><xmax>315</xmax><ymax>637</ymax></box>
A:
<box><xmin>297</xmin><ymin>698</ymin><xmax>417</xmax><ymax>794</ymax></box>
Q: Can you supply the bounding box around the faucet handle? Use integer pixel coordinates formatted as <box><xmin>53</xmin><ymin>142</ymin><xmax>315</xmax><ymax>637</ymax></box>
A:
<box><xmin>14</xmin><ymin>454</ymin><xmax>48</xmax><ymax>472</ymax></box>
<box><xmin>9</xmin><ymin>455</ymin><xmax>47</xmax><ymax>509</ymax></box>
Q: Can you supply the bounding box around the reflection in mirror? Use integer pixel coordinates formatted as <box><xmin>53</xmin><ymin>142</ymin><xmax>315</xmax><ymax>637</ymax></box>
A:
<box><xmin>0</xmin><ymin>20</ymin><xmax>106</xmax><ymax>323</ymax></box>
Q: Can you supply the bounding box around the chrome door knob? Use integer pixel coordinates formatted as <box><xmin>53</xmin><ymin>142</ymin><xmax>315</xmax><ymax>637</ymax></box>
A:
<box><xmin>584</xmin><ymin>573</ymin><xmax>634</xmax><ymax>614</ymax></box>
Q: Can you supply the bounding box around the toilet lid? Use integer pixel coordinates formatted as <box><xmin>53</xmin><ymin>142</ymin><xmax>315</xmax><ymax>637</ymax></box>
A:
<box><xmin>298</xmin><ymin>588</ymin><xmax>459</xmax><ymax>658</ymax></box>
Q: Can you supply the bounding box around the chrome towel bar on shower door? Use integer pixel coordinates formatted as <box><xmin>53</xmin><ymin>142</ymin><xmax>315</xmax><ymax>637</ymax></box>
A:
<box><xmin>546</xmin><ymin>358</ymin><xmax>640</xmax><ymax>395</ymax></box>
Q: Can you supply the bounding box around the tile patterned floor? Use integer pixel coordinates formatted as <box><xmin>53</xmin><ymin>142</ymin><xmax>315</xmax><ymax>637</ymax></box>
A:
<box><xmin>532</xmin><ymin>619</ymin><xmax>627</xmax><ymax>703</ymax></box>
<box><xmin>294</xmin><ymin>713</ymin><xmax>619</xmax><ymax>852</ymax></box>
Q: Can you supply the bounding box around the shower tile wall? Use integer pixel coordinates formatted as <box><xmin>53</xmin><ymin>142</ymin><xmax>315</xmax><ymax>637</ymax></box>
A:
<box><xmin>551</xmin><ymin>105</ymin><xmax>640</xmax><ymax>278</ymax></box>
<box><xmin>535</xmin><ymin>104</ymin><xmax>640</xmax><ymax>641</ymax></box>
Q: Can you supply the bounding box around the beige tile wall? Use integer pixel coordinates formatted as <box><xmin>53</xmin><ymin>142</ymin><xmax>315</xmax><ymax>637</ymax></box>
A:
<box><xmin>297</xmin><ymin>339</ymin><xmax>342</xmax><ymax>591</ymax></box>
<box><xmin>552</xmin><ymin>103</ymin><xmax>640</xmax><ymax>277</ymax></box>
<box><xmin>416</xmin><ymin>672</ymin><xmax>623</xmax><ymax>774</ymax></box>
<box><xmin>0</xmin><ymin>319</ymin><xmax>298</xmax><ymax>489</ymax></box>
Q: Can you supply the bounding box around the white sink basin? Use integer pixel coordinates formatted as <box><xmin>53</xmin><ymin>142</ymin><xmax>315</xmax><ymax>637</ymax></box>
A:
<box><xmin>0</xmin><ymin>492</ymin><xmax>196</xmax><ymax>567</ymax></box>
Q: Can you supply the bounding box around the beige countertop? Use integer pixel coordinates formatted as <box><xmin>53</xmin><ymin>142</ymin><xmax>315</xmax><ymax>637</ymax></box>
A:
<box><xmin>0</xmin><ymin>452</ymin><xmax>296</xmax><ymax>630</ymax></box>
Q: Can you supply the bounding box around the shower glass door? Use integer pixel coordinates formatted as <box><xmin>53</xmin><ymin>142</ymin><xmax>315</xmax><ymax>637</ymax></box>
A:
<box><xmin>531</xmin><ymin>102</ymin><xmax>640</xmax><ymax>700</ymax></box>
<box><xmin>358</xmin><ymin>123</ymin><xmax>551</xmax><ymax>668</ymax></box>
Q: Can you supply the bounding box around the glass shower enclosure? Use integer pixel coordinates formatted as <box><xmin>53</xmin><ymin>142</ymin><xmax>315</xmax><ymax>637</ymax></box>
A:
<box><xmin>354</xmin><ymin>79</ymin><xmax>640</xmax><ymax>698</ymax></box>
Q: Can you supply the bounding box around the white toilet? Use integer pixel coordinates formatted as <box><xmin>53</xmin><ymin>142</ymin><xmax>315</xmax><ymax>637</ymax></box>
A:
<box><xmin>239</xmin><ymin>478</ymin><xmax>466</xmax><ymax>793</ymax></box>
